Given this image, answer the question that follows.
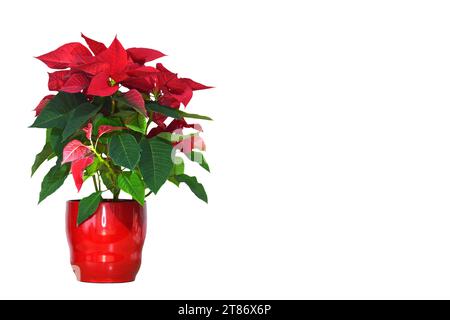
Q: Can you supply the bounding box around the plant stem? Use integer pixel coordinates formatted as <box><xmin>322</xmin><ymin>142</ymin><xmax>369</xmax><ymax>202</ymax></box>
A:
<box><xmin>145</xmin><ymin>111</ymin><xmax>153</xmax><ymax>135</ymax></box>
<box><xmin>93</xmin><ymin>175</ymin><xmax>99</xmax><ymax>192</ymax></box>
<box><xmin>90</xmin><ymin>144</ymin><xmax>119</xmax><ymax>200</ymax></box>
<box><xmin>97</xmin><ymin>172</ymin><xmax>102</xmax><ymax>190</ymax></box>
<box><xmin>111</xmin><ymin>99</ymin><xmax>116</xmax><ymax>114</ymax></box>
<box><xmin>145</xmin><ymin>191</ymin><xmax>152</xmax><ymax>198</ymax></box>
<box><xmin>91</xmin><ymin>147</ymin><xmax>115</xmax><ymax>176</ymax></box>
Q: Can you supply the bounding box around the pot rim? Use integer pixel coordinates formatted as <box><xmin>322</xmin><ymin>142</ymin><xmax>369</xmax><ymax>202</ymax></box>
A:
<box><xmin>67</xmin><ymin>199</ymin><xmax>145</xmax><ymax>203</ymax></box>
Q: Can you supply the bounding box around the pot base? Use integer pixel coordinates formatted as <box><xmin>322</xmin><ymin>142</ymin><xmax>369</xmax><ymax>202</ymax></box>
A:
<box><xmin>71</xmin><ymin>263</ymin><xmax>138</xmax><ymax>283</ymax></box>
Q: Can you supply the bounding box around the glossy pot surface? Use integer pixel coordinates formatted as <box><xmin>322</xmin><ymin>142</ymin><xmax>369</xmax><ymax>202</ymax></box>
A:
<box><xmin>66</xmin><ymin>200</ymin><xmax>147</xmax><ymax>283</ymax></box>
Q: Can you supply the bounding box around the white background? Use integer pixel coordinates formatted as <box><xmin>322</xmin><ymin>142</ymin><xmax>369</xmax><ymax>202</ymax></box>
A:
<box><xmin>0</xmin><ymin>0</ymin><xmax>450</xmax><ymax>299</ymax></box>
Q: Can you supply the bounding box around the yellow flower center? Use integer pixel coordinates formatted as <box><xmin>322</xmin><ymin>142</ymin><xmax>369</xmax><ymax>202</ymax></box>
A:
<box><xmin>108</xmin><ymin>77</ymin><xmax>117</xmax><ymax>87</ymax></box>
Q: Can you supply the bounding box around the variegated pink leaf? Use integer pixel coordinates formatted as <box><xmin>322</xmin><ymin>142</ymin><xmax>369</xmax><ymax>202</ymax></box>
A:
<box><xmin>82</xmin><ymin>123</ymin><xmax>93</xmax><ymax>140</ymax></box>
<box><xmin>97</xmin><ymin>125</ymin><xmax>125</xmax><ymax>139</ymax></box>
<box><xmin>71</xmin><ymin>156</ymin><xmax>94</xmax><ymax>192</ymax></box>
<box><xmin>62</xmin><ymin>140</ymin><xmax>91</xmax><ymax>164</ymax></box>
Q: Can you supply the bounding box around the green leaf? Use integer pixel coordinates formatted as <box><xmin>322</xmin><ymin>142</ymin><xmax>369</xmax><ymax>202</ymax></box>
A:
<box><xmin>109</xmin><ymin>133</ymin><xmax>141</xmax><ymax>169</ymax></box>
<box><xmin>30</xmin><ymin>92</ymin><xmax>86</xmax><ymax>128</ymax></box>
<box><xmin>168</xmin><ymin>157</ymin><xmax>184</xmax><ymax>187</ymax></box>
<box><xmin>139</xmin><ymin>138</ymin><xmax>174</xmax><ymax>194</ymax></box>
<box><xmin>47</xmin><ymin>128</ymin><xmax>62</xmax><ymax>149</ymax></box>
<box><xmin>146</xmin><ymin>102</ymin><xmax>180</xmax><ymax>118</ymax></box>
<box><xmin>171</xmin><ymin>157</ymin><xmax>185</xmax><ymax>175</ymax></box>
<box><xmin>157</xmin><ymin>132</ymin><xmax>200</xmax><ymax>143</ymax></box>
<box><xmin>94</xmin><ymin>96</ymin><xmax>112</xmax><ymax>111</ymax></box>
<box><xmin>93</xmin><ymin>114</ymin><xmax>123</xmax><ymax>134</ymax></box>
<box><xmin>62</xmin><ymin>103</ymin><xmax>102</xmax><ymax>140</ymax></box>
<box><xmin>77</xmin><ymin>191</ymin><xmax>102</xmax><ymax>225</ymax></box>
<box><xmin>146</xmin><ymin>102</ymin><xmax>212</xmax><ymax>121</ymax></box>
<box><xmin>117</xmin><ymin>171</ymin><xmax>145</xmax><ymax>205</ymax></box>
<box><xmin>175</xmin><ymin>174</ymin><xmax>208</xmax><ymax>203</ymax></box>
<box><xmin>124</xmin><ymin>112</ymin><xmax>147</xmax><ymax>134</ymax></box>
<box><xmin>157</xmin><ymin>132</ymin><xmax>182</xmax><ymax>142</ymax></box>
<box><xmin>114</xmin><ymin>110</ymin><xmax>135</xmax><ymax>120</ymax></box>
<box><xmin>39</xmin><ymin>164</ymin><xmax>70</xmax><ymax>203</ymax></box>
<box><xmin>31</xmin><ymin>143</ymin><xmax>53</xmax><ymax>177</ymax></box>
<box><xmin>168</xmin><ymin>176</ymin><xmax>180</xmax><ymax>187</ymax></box>
<box><xmin>83</xmin><ymin>158</ymin><xmax>101</xmax><ymax>179</ymax></box>
<box><xmin>47</xmin><ymin>128</ymin><xmax>64</xmax><ymax>163</ymax></box>
<box><xmin>100</xmin><ymin>167</ymin><xmax>120</xmax><ymax>196</ymax></box>
<box><xmin>178</xmin><ymin>110</ymin><xmax>213</xmax><ymax>121</ymax></box>
<box><xmin>186</xmin><ymin>151</ymin><xmax>210</xmax><ymax>172</ymax></box>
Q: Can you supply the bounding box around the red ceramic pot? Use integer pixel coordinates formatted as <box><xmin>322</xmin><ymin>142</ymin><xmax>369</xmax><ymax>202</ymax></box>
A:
<box><xmin>66</xmin><ymin>200</ymin><xmax>147</xmax><ymax>283</ymax></box>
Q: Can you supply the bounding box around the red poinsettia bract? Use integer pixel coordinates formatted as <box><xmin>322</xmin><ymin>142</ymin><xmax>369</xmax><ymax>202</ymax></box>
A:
<box><xmin>35</xmin><ymin>34</ymin><xmax>210</xmax><ymax>103</ymax></box>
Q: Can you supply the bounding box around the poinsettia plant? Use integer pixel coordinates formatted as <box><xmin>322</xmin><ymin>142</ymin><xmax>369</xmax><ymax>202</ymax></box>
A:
<box><xmin>30</xmin><ymin>34</ymin><xmax>212</xmax><ymax>225</ymax></box>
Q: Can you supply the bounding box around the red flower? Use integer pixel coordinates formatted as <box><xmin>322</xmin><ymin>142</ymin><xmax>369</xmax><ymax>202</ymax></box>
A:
<box><xmin>34</xmin><ymin>34</ymin><xmax>212</xmax><ymax>118</ymax></box>
<box><xmin>122</xmin><ymin>63</ymin><xmax>211</xmax><ymax>108</ymax></box>
<box><xmin>85</xmin><ymin>37</ymin><xmax>129</xmax><ymax>96</ymax></box>
<box><xmin>86</xmin><ymin>71</ymin><xmax>119</xmax><ymax>97</ymax></box>
<box><xmin>78</xmin><ymin>37</ymin><xmax>165</xmax><ymax>96</ymax></box>
<box><xmin>155</xmin><ymin>63</ymin><xmax>212</xmax><ymax>107</ymax></box>
<box><xmin>36</xmin><ymin>35</ymin><xmax>165</xmax><ymax>98</ymax></box>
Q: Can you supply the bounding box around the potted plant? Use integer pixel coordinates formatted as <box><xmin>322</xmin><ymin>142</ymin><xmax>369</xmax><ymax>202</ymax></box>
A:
<box><xmin>30</xmin><ymin>34</ymin><xmax>212</xmax><ymax>283</ymax></box>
